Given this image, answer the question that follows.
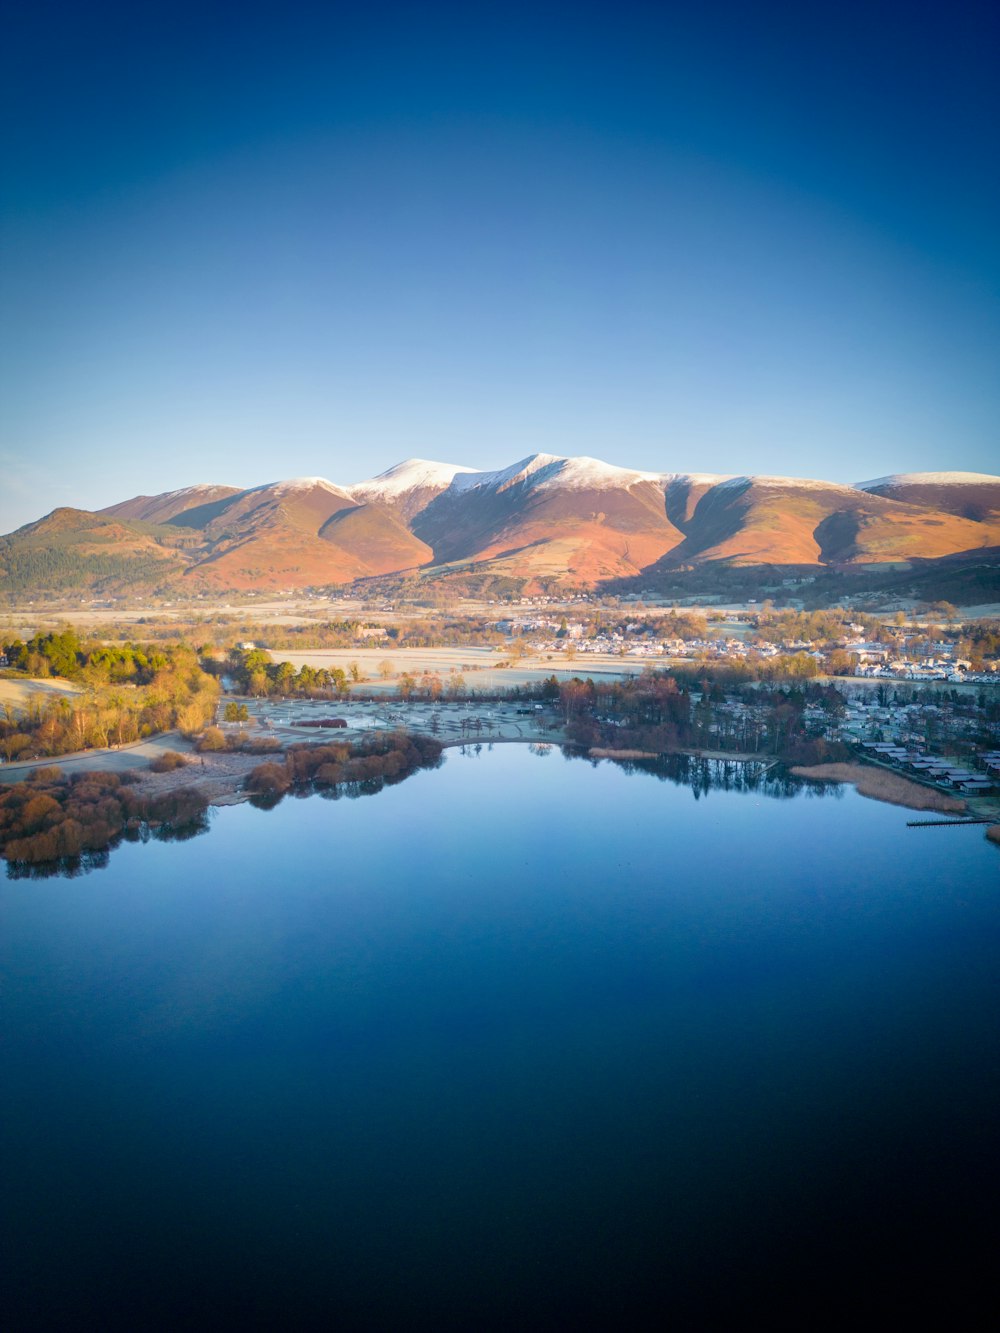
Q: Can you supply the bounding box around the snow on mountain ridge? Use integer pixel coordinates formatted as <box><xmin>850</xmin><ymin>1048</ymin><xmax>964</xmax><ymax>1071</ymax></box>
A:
<box><xmin>154</xmin><ymin>483</ymin><xmax>234</xmax><ymax>500</ymax></box>
<box><xmin>347</xmin><ymin>458</ymin><xmax>476</xmax><ymax>501</ymax></box>
<box><xmin>536</xmin><ymin>456</ymin><xmax>665</xmax><ymax>490</ymax></box>
<box><xmin>448</xmin><ymin>454</ymin><xmax>567</xmax><ymax>492</ymax></box>
<box><xmin>855</xmin><ymin>471</ymin><xmax>1000</xmax><ymax>489</ymax></box>
<box><xmin>448</xmin><ymin>454</ymin><xmax>729</xmax><ymax>495</ymax></box>
<box><xmin>255</xmin><ymin>477</ymin><xmax>352</xmax><ymax>498</ymax></box>
<box><xmin>716</xmin><ymin>475</ymin><xmax>861</xmax><ymax>494</ymax></box>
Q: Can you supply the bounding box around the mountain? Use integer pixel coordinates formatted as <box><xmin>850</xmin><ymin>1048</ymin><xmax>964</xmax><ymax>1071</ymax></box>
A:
<box><xmin>855</xmin><ymin>472</ymin><xmax>1000</xmax><ymax>522</ymax></box>
<box><xmin>344</xmin><ymin>458</ymin><xmax>477</xmax><ymax>522</ymax></box>
<box><xmin>3</xmin><ymin>458</ymin><xmax>1000</xmax><ymax>599</ymax></box>
<box><xmin>0</xmin><ymin>508</ymin><xmax>186</xmax><ymax>595</ymax></box>
<box><xmin>409</xmin><ymin>456</ymin><xmax>691</xmax><ymax>585</ymax></box>
<box><xmin>650</xmin><ymin>475</ymin><xmax>1000</xmax><ymax>569</ymax></box>
<box><xmin>102</xmin><ymin>484</ymin><xmax>243</xmax><ymax>527</ymax></box>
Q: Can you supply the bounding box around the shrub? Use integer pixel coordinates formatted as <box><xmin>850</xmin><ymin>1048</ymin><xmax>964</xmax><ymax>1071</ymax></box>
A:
<box><xmin>245</xmin><ymin>762</ymin><xmax>292</xmax><ymax>795</ymax></box>
<box><xmin>150</xmin><ymin>750</ymin><xmax>190</xmax><ymax>773</ymax></box>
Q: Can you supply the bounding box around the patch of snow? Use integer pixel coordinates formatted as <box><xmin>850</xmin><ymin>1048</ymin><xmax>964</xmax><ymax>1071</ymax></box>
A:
<box><xmin>536</xmin><ymin>456</ymin><xmax>666</xmax><ymax>491</ymax></box>
<box><xmin>663</xmin><ymin>473</ymin><xmax>734</xmax><ymax>487</ymax></box>
<box><xmin>449</xmin><ymin>454</ymin><xmax>567</xmax><ymax>492</ymax></box>
<box><xmin>447</xmin><ymin>455</ymin><xmax>729</xmax><ymax>496</ymax></box>
<box><xmin>347</xmin><ymin>458</ymin><xmax>476</xmax><ymax>501</ymax></box>
<box><xmin>716</xmin><ymin>475</ymin><xmax>860</xmax><ymax>494</ymax></box>
<box><xmin>159</xmin><ymin>484</ymin><xmax>234</xmax><ymax>500</ymax></box>
<box><xmin>256</xmin><ymin>477</ymin><xmax>350</xmax><ymax>497</ymax></box>
<box><xmin>855</xmin><ymin>471</ymin><xmax>1000</xmax><ymax>489</ymax></box>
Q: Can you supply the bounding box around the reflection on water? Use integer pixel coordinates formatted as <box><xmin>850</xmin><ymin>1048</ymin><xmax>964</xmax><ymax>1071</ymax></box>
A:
<box><xmin>3</xmin><ymin>808</ymin><xmax>212</xmax><ymax>880</ymax></box>
<box><xmin>3</xmin><ymin>743</ymin><xmax>998</xmax><ymax>1326</ymax></box>
<box><xmin>459</xmin><ymin>741</ymin><xmax>843</xmax><ymax>803</ymax></box>
<box><xmin>5</xmin><ymin>744</ymin><xmax>841</xmax><ymax>880</ymax></box>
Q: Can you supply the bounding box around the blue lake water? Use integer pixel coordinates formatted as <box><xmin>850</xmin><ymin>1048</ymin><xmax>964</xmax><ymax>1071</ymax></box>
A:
<box><xmin>2</xmin><ymin>746</ymin><xmax>998</xmax><ymax>1327</ymax></box>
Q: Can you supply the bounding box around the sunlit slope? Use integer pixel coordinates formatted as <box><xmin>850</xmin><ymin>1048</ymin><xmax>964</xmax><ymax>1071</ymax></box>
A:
<box><xmin>5</xmin><ymin>459</ymin><xmax>1000</xmax><ymax>594</ymax></box>
<box><xmin>101</xmin><ymin>484</ymin><xmax>243</xmax><ymax>527</ymax></box>
<box><xmin>856</xmin><ymin>473</ymin><xmax>1000</xmax><ymax>522</ymax></box>
<box><xmin>651</xmin><ymin>477</ymin><xmax>1000</xmax><ymax>569</ymax></box>
<box><xmin>0</xmin><ymin>508</ymin><xmax>185</xmax><ymax>594</ymax></box>
<box><xmin>413</xmin><ymin>456</ymin><xmax>686</xmax><ymax>586</ymax></box>
<box><xmin>319</xmin><ymin>504</ymin><xmax>434</xmax><ymax>575</ymax></box>
<box><xmin>180</xmin><ymin>479</ymin><xmax>366</xmax><ymax>589</ymax></box>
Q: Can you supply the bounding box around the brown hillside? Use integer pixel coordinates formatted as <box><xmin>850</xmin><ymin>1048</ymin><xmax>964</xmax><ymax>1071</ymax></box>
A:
<box><xmin>102</xmin><ymin>485</ymin><xmax>242</xmax><ymax>526</ymax></box>
<box><xmin>319</xmin><ymin>504</ymin><xmax>434</xmax><ymax>575</ymax></box>
<box><xmin>416</xmin><ymin>474</ymin><xmax>684</xmax><ymax>583</ymax></box>
<box><xmin>653</xmin><ymin>479</ymin><xmax>1000</xmax><ymax>570</ymax></box>
<box><xmin>859</xmin><ymin>476</ymin><xmax>1000</xmax><ymax>522</ymax></box>
<box><xmin>183</xmin><ymin>481</ymin><xmax>369</xmax><ymax>589</ymax></box>
<box><xmin>6</xmin><ymin>460</ymin><xmax>1000</xmax><ymax>596</ymax></box>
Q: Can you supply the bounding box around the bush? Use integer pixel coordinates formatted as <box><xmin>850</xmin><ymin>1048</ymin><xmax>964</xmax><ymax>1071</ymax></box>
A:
<box><xmin>196</xmin><ymin>727</ymin><xmax>226</xmax><ymax>752</ymax></box>
<box><xmin>0</xmin><ymin>769</ymin><xmax>208</xmax><ymax>868</ymax></box>
<box><xmin>150</xmin><ymin>750</ymin><xmax>190</xmax><ymax>773</ymax></box>
<box><xmin>245</xmin><ymin>762</ymin><xmax>292</xmax><ymax>795</ymax></box>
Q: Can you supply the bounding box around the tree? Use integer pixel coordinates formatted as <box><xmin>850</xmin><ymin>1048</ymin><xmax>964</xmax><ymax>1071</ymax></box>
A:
<box><xmin>378</xmin><ymin>660</ymin><xmax>394</xmax><ymax>680</ymax></box>
<box><xmin>274</xmin><ymin>661</ymin><xmax>296</xmax><ymax>692</ymax></box>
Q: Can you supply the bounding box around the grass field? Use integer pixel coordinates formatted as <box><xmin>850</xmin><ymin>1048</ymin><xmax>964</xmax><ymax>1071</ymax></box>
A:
<box><xmin>0</xmin><ymin>676</ymin><xmax>83</xmax><ymax>713</ymax></box>
<box><xmin>275</xmin><ymin>647</ymin><xmax>649</xmax><ymax>691</ymax></box>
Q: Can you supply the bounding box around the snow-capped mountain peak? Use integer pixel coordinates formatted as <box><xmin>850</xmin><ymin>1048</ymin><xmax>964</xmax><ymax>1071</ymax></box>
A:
<box><xmin>449</xmin><ymin>454</ymin><xmax>566</xmax><ymax>492</ymax></box>
<box><xmin>347</xmin><ymin>458</ymin><xmax>476</xmax><ymax>502</ymax></box>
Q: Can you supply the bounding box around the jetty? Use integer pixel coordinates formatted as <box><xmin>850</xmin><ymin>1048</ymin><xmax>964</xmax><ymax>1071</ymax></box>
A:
<box><xmin>906</xmin><ymin>817</ymin><xmax>993</xmax><ymax>828</ymax></box>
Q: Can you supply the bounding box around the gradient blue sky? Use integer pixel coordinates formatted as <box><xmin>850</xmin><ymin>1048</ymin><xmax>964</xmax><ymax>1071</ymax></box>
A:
<box><xmin>1</xmin><ymin>0</ymin><xmax>997</xmax><ymax>531</ymax></box>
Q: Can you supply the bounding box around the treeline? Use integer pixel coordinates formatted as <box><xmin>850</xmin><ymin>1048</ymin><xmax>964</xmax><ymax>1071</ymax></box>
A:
<box><xmin>0</xmin><ymin>768</ymin><xmax>208</xmax><ymax>873</ymax></box>
<box><xmin>751</xmin><ymin>607</ymin><xmax>867</xmax><ymax>645</ymax></box>
<box><xmin>954</xmin><ymin>621</ymin><xmax>1000</xmax><ymax>668</ymax></box>
<box><xmin>4</xmin><ymin>628</ymin><xmax>199</xmax><ymax>687</ymax></box>
<box><xmin>220</xmin><ymin>646</ymin><xmax>351</xmax><ymax>696</ymax></box>
<box><xmin>245</xmin><ymin>731</ymin><xmax>443</xmax><ymax>801</ymax></box>
<box><xmin>1</xmin><ymin>634</ymin><xmax>219</xmax><ymax>761</ymax></box>
<box><xmin>0</xmin><ymin>544</ymin><xmax>172</xmax><ymax>595</ymax></box>
<box><xmin>555</xmin><ymin>672</ymin><xmax>850</xmax><ymax>766</ymax></box>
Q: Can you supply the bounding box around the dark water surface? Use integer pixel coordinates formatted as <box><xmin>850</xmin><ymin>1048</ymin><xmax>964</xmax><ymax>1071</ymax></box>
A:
<box><xmin>3</xmin><ymin>746</ymin><xmax>998</xmax><ymax>1327</ymax></box>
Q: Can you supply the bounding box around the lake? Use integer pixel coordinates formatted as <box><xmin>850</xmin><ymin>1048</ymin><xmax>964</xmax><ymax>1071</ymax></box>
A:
<box><xmin>2</xmin><ymin>746</ymin><xmax>998</xmax><ymax>1327</ymax></box>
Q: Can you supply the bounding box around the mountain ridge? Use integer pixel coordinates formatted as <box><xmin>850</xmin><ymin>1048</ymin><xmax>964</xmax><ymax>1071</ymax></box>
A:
<box><xmin>3</xmin><ymin>456</ymin><xmax>999</xmax><ymax>598</ymax></box>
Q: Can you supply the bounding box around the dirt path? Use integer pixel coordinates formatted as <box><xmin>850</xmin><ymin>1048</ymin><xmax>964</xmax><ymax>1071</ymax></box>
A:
<box><xmin>0</xmin><ymin>732</ymin><xmax>189</xmax><ymax>783</ymax></box>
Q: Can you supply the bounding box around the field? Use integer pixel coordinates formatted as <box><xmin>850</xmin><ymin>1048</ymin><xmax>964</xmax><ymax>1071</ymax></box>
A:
<box><xmin>0</xmin><ymin>675</ymin><xmax>82</xmax><ymax>713</ymax></box>
<box><xmin>273</xmin><ymin>646</ymin><xmax>650</xmax><ymax>691</ymax></box>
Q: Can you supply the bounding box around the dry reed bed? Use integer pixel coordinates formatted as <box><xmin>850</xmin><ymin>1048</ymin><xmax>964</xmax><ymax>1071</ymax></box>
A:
<box><xmin>791</xmin><ymin>762</ymin><xmax>966</xmax><ymax>814</ymax></box>
<box><xmin>589</xmin><ymin>747</ymin><xmax>660</xmax><ymax>761</ymax></box>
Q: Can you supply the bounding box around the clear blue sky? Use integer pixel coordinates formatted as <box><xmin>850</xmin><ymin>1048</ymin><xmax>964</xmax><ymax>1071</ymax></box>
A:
<box><xmin>1</xmin><ymin>0</ymin><xmax>997</xmax><ymax>531</ymax></box>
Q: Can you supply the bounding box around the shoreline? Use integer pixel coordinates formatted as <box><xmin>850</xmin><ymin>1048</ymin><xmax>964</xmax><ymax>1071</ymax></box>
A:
<box><xmin>3</xmin><ymin>727</ymin><xmax>991</xmax><ymax>823</ymax></box>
